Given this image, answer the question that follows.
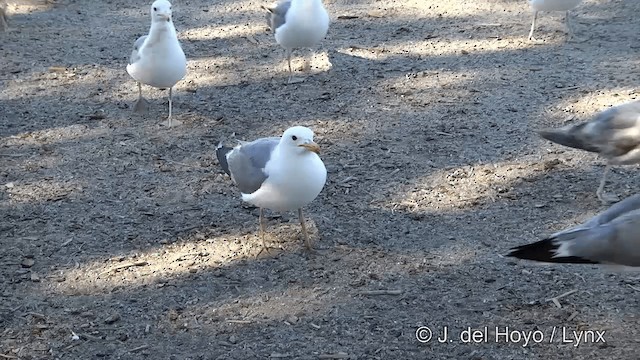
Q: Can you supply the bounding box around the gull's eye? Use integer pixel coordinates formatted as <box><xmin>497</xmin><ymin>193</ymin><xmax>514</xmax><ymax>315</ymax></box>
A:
<box><xmin>291</xmin><ymin>135</ymin><xmax>297</xmax><ymax>141</ymax></box>
<box><xmin>153</xmin><ymin>7</ymin><xmax>157</xmax><ymax>11</ymax></box>
<box><xmin>170</xmin><ymin>6</ymin><xmax>172</xmax><ymax>9</ymax></box>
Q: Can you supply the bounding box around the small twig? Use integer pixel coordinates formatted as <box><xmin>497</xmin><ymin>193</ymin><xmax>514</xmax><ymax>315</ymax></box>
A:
<box><xmin>388</xmin><ymin>168</ymin><xmax>401</xmax><ymax>177</ymax></box>
<box><xmin>628</xmin><ymin>284</ymin><xmax>640</xmax><ymax>292</ymax></box>
<box><xmin>546</xmin><ymin>289</ymin><xmax>578</xmax><ymax>308</ymax></box>
<box><xmin>0</xmin><ymin>153</ymin><xmax>28</xmax><ymax>157</ymax></box>
<box><xmin>99</xmin><ymin>261</ymin><xmax>148</xmax><ymax>276</ymax></box>
<box><xmin>25</xmin><ymin>312</ymin><xmax>46</xmax><ymax>319</ymax></box>
<box><xmin>172</xmin><ymin>225</ymin><xmax>200</xmax><ymax>234</ymax></box>
<box><xmin>60</xmin><ymin>238</ymin><xmax>73</xmax><ymax>247</ymax></box>
<box><xmin>551</xmin><ymin>85</ymin><xmax>580</xmax><ymax>92</ymax></box>
<box><xmin>79</xmin><ymin>333</ymin><xmax>101</xmax><ymax>341</ymax></box>
<box><xmin>360</xmin><ymin>289</ymin><xmax>403</xmax><ymax>296</ymax></box>
<box><xmin>226</xmin><ymin>319</ymin><xmax>252</xmax><ymax>324</ymax></box>
<box><xmin>339</xmin><ymin>176</ymin><xmax>357</xmax><ymax>184</ymax></box>
<box><xmin>64</xmin><ymin>342</ymin><xmax>81</xmax><ymax>351</ymax></box>
<box><xmin>0</xmin><ymin>354</ymin><xmax>18</xmax><ymax>359</ymax></box>
<box><xmin>157</xmin><ymin>157</ymin><xmax>203</xmax><ymax>169</ymax></box>
<box><xmin>127</xmin><ymin>345</ymin><xmax>149</xmax><ymax>353</ymax></box>
<box><xmin>319</xmin><ymin>353</ymin><xmax>350</xmax><ymax>359</ymax></box>
<box><xmin>434</xmin><ymin>131</ymin><xmax>453</xmax><ymax>136</ymax></box>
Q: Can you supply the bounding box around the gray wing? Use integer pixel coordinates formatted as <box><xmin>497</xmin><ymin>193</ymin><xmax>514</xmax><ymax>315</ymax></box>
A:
<box><xmin>129</xmin><ymin>35</ymin><xmax>148</xmax><ymax>65</ymax></box>
<box><xmin>226</xmin><ymin>137</ymin><xmax>279</xmax><ymax>194</ymax></box>
<box><xmin>509</xmin><ymin>195</ymin><xmax>640</xmax><ymax>266</ymax></box>
<box><xmin>538</xmin><ymin>100</ymin><xmax>640</xmax><ymax>162</ymax></box>
<box><xmin>264</xmin><ymin>0</ymin><xmax>291</xmax><ymax>31</ymax></box>
<box><xmin>551</xmin><ymin>209</ymin><xmax>640</xmax><ymax>266</ymax></box>
<box><xmin>552</xmin><ymin>193</ymin><xmax>640</xmax><ymax>237</ymax></box>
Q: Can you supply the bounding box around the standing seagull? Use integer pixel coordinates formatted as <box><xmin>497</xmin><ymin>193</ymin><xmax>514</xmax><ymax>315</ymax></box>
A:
<box><xmin>127</xmin><ymin>0</ymin><xmax>187</xmax><ymax>127</ymax></box>
<box><xmin>527</xmin><ymin>0</ymin><xmax>582</xmax><ymax>40</ymax></box>
<box><xmin>507</xmin><ymin>194</ymin><xmax>640</xmax><ymax>267</ymax></box>
<box><xmin>216</xmin><ymin>126</ymin><xmax>327</xmax><ymax>253</ymax></box>
<box><xmin>539</xmin><ymin>100</ymin><xmax>640</xmax><ymax>204</ymax></box>
<box><xmin>263</xmin><ymin>0</ymin><xmax>329</xmax><ymax>83</ymax></box>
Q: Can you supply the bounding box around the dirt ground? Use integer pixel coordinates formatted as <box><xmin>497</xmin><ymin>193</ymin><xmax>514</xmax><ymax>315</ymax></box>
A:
<box><xmin>1</xmin><ymin>0</ymin><xmax>640</xmax><ymax>358</ymax></box>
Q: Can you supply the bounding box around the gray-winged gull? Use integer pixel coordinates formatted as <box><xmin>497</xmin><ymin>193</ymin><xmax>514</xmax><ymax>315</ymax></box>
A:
<box><xmin>507</xmin><ymin>194</ymin><xmax>640</xmax><ymax>266</ymax></box>
<box><xmin>263</xmin><ymin>0</ymin><xmax>329</xmax><ymax>82</ymax></box>
<box><xmin>216</xmin><ymin>126</ymin><xmax>327</xmax><ymax>253</ymax></box>
<box><xmin>127</xmin><ymin>0</ymin><xmax>187</xmax><ymax>127</ymax></box>
<box><xmin>527</xmin><ymin>0</ymin><xmax>582</xmax><ymax>40</ymax></box>
<box><xmin>538</xmin><ymin>100</ymin><xmax>640</xmax><ymax>204</ymax></box>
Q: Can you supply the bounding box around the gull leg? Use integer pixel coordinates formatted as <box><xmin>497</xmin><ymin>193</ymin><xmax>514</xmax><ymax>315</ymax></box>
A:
<box><xmin>565</xmin><ymin>10</ymin><xmax>574</xmax><ymax>40</ymax></box>
<box><xmin>528</xmin><ymin>11</ymin><xmax>538</xmax><ymax>41</ymax></box>
<box><xmin>302</xmin><ymin>48</ymin><xmax>312</xmax><ymax>72</ymax></box>
<box><xmin>596</xmin><ymin>163</ymin><xmax>619</xmax><ymax>204</ymax></box>
<box><xmin>298</xmin><ymin>208</ymin><xmax>314</xmax><ymax>252</ymax></box>
<box><xmin>0</xmin><ymin>5</ymin><xmax>7</xmax><ymax>32</ymax></box>
<box><xmin>133</xmin><ymin>82</ymin><xmax>149</xmax><ymax>113</ymax></box>
<box><xmin>164</xmin><ymin>87</ymin><xmax>182</xmax><ymax>127</ymax></box>
<box><xmin>285</xmin><ymin>48</ymin><xmax>294</xmax><ymax>83</ymax></box>
<box><xmin>256</xmin><ymin>208</ymin><xmax>271</xmax><ymax>257</ymax></box>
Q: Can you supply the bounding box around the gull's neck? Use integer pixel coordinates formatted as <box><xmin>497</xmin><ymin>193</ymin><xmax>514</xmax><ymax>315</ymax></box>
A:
<box><xmin>148</xmin><ymin>19</ymin><xmax>178</xmax><ymax>43</ymax></box>
<box><xmin>291</xmin><ymin>0</ymin><xmax>325</xmax><ymax>12</ymax></box>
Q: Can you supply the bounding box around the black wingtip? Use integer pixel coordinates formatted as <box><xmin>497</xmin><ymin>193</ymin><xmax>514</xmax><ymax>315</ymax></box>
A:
<box><xmin>507</xmin><ymin>238</ymin><xmax>598</xmax><ymax>265</ymax></box>
<box><xmin>215</xmin><ymin>143</ymin><xmax>233</xmax><ymax>177</ymax></box>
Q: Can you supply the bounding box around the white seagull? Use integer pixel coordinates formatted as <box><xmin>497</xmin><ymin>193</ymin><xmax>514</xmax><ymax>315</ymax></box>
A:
<box><xmin>263</xmin><ymin>0</ymin><xmax>330</xmax><ymax>82</ymax></box>
<box><xmin>507</xmin><ymin>194</ymin><xmax>640</xmax><ymax>267</ymax></box>
<box><xmin>216</xmin><ymin>126</ymin><xmax>327</xmax><ymax>253</ymax></box>
<box><xmin>527</xmin><ymin>0</ymin><xmax>583</xmax><ymax>40</ymax></box>
<box><xmin>127</xmin><ymin>0</ymin><xmax>187</xmax><ymax>127</ymax></box>
<box><xmin>538</xmin><ymin>100</ymin><xmax>640</xmax><ymax>204</ymax></box>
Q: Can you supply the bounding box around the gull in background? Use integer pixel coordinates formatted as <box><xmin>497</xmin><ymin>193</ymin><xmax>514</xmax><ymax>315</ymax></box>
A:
<box><xmin>538</xmin><ymin>100</ymin><xmax>640</xmax><ymax>204</ymax></box>
<box><xmin>263</xmin><ymin>0</ymin><xmax>329</xmax><ymax>83</ymax></box>
<box><xmin>527</xmin><ymin>0</ymin><xmax>583</xmax><ymax>40</ymax></box>
<box><xmin>507</xmin><ymin>194</ymin><xmax>640</xmax><ymax>267</ymax></box>
<box><xmin>216</xmin><ymin>126</ymin><xmax>327</xmax><ymax>254</ymax></box>
<box><xmin>127</xmin><ymin>0</ymin><xmax>187</xmax><ymax>127</ymax></box>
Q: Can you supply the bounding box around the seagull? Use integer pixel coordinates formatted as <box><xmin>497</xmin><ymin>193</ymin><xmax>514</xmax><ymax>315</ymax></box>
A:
<box><xmin>538</xmin><ymin>100</ymin><xmax>640</xmax><ymax>204</ymax></box>
<box><xmin>527</xmin><ymin>0</ymin><xmax>583</xmax><ymax>40</ymax></box>
<box><xmin>216</xmin><ymin>126</ymin><xmax>327</xmax><ymax>253</ymax></box>
<box><xmin>126</xmin><ymin>0</ymin><xmax>187</xmax><ymax>127</ymax></box>
<box><xmin>507</xmin><ymin>194</ymin><xmax>640</xmax><ymax>267</ymax></box>
<box><xmin>263</xmin><ymin>0</ymin><xmax>330</xmax><ymax>82</ymax></box>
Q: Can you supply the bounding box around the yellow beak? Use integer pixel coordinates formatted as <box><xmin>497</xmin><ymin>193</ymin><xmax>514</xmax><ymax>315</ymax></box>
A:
<box><xmin>299</xmin><ymin>142</ymin><xmax>320</xmax><ymax>154</ymax></box>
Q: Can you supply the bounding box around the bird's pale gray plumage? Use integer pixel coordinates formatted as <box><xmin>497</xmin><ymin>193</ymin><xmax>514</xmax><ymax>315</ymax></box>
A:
<box><xmin>217</xmin><ymin>138</ymin><xmax>279</xmax><ymax>194</ymax></box>
<box><xmin>129</xmin><ymin>35</ymin><xmax>148</xmax><ymax>65</ymax></box>
<box><xmin>265</xmin><ymin>0</ymin><xmax>291</xmax><ymax>32</ymax></box>
<box><xmin>539</xmin><ymin>100</ymin><xmax>640</xmax><ymax>203</ymax></box>
<box><xmin>553</xmin><ymin>194</ymin><xmax>640</xmax><ymax>237</ymax></box>
<box><xmin>539</xmin><ymin>101</ymin><xmax>640</xmax><ymax>163</ymax></box>
<box><xmin>508</xmin><ymin>194</ymin><xmax>640</xmax><ymax>266</ymax></box>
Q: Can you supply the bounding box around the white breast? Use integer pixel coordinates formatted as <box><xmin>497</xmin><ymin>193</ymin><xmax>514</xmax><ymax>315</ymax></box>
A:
<box><xmin>275</xmin><ymin>0</ymin><xmax>329</xmax><ymax>49</ymax></box>
<box><xmin>127</xmin><ymin>27</ymin><xmax>187</xmax><ymax>89</ymax></box>
<box><xmin>242</xmin><ymin>152</ymin><xmax>327</xmax><ymax>212</ymax></box>
<box><xmin>528</xmin><ymin>0</ymin><xmax>583</xmax><ymax>12</ymax></box>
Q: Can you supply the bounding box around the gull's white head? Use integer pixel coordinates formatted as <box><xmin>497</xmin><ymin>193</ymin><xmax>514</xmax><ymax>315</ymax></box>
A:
<box><xmin>280</xmin><ymin>126</ymin><xmax>320</xmax><ymax>155</ymax></box>
<box><xmin>151</xmin><ymin>0</ymin><xmax>173</xmax><ymax>22</ymax></box>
